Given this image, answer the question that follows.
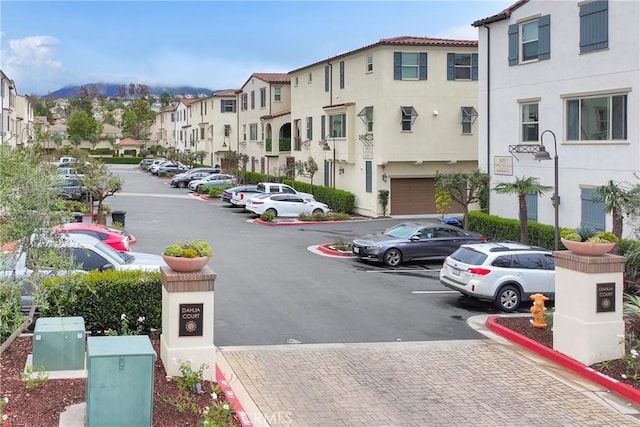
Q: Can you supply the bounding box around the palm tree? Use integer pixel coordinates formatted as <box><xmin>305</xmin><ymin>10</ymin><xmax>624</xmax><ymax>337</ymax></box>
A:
<box><xmin>493</xmin><ymin>176</ymin><xmax>552</xmax><ymax>244</ymax></box>
<box><xmin>592</xmin><ymin>180</ymin><xmax>640</xmax><ymax>242</ymax></box>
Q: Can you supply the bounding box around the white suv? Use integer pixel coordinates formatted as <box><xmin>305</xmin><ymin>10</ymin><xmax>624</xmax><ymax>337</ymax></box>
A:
<box><xmin>440</xmin><ymin>242</ymin><xmax>555</xmax><ymax>312</ymax></box>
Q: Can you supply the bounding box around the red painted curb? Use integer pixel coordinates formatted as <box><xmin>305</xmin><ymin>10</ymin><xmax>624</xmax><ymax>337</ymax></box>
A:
<box><xmin>317</xmin><ymin>243</ymin><xmax>353</xmax><ymax>257</ymax></box>
<box><xmin>215</xmin><ymin>364</ymin><xmax>254</xmax><ymax>426</ymax></box>
<box><xmin>254</xmin><ymin>218</ymin><xmax>347</xmax><ymax>226</ymax></box>
<box><xmin>486</xmin><ymin>315</ymin><xmax>640</xmax><ymax>405</ymax></box>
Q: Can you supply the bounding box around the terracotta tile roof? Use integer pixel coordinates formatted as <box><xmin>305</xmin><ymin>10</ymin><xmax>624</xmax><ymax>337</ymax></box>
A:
<box><xmin>101</xmin><ymin>123</ymin><xmax>122</xmax><ymax>134</ymax></box>
<box><xmin>212</xmin><ymin>89</ymin><xmax>239</xmax><ymax>97</ymax></box>
<box><xmin>472</xmin><ymin>0</ymin><xmax>529</xmax><ymax>27</ymax></box>
<box><xmin>289</xmin><ymin>36</ymin><xmax>478</xmax><ymax>73</ymax></box>
<box><xmin>115</xmin><ymin>138</ymin><xmax>142</xmax><ymax>146</ymax></box>
<box><xmin>260</xmin><ymin>109</ymin><xmax>291</xmax><ymax>120</ymax></box>
<box><xmin>241</xmin><ymin>73</ymin><xmax>290</xmax><ymax>90</ymax></box>
<box><xmin>180</xmin><ymin>98</ymin><xmax>200</xmax><ymax>106</ymax></box>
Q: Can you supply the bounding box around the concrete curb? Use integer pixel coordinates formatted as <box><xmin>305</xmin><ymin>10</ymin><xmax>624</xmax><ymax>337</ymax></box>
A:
<box><xmin>486</xmin><ymin>315</ymin><xmax>640</xmax><ymax>406</ymax></box>
<box><xmin>316</xmin><ymin>243</ymin><xmax>353</xmax><ymax>257</ymax></box>
<box><xmin>254</xmin><ymin>218</ymin><xmax>350</xmax><ymax>226</ymax></box>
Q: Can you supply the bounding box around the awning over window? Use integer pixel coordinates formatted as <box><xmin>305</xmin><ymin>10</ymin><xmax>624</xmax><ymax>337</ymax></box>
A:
<box><xmin>357</xmin><ymin>106</ymin><xmax>373</xmax><ymax>122</ymax></box>
<box><xmin>401</xmin><ymin>106</ymin><xmax>418</xmax><ymax>117</ymax></box>
<box><xmin>461</xmin><ymin>106</ymin><xmax>478</xmax><ymax>124</ymax></box>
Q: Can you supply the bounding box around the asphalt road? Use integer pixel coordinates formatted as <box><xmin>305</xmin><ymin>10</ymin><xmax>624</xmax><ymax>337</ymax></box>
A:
<box><xmin>106</xmin><ymin>165</ymin><xmax>513</xmax><ymax>346</ymax></box>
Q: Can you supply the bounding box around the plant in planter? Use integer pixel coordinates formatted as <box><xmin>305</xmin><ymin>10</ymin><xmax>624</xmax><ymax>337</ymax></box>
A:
<box><xmin>162</xmin><ymin>240</ymin><xmax>213</xmax><ymax>272</ymax></box>
<box><xmin>560</xmin><ymin>227</ymin><xmax>619</xmax><ymax>256</ymax></box>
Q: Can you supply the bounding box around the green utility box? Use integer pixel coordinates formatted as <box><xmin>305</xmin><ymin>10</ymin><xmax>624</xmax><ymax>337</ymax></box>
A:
<box><xmin>33</xmin><ymin>317</ymin><xmax>86</xmax><ymax>371</ymax></box>
<box><xmin>86</xmin><ymin>335</ymin><xmax>156</xmax><ymax>427</ymax></box>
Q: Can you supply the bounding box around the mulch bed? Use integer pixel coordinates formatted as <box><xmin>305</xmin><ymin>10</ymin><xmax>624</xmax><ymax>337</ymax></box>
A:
<box><xmin>0</xmin><ymin>335</ymin><xmax>240</xmax><ymax>427</ymax></box>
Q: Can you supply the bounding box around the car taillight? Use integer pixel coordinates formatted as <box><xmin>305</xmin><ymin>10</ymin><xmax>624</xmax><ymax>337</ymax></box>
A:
<box><xmin>468</xmin><ymin>267</ymin><xmax>491</xmax><ymax>276</ymax></box>
<box><xmin>253</xmin><ymin>201</ymin><xmax>264</xmax><ymax>205</ymax></box>
<box><xmin>240</xmin><ymin>193</ymin><xmax>244</xmax><ymax>200</ymax></box>
<box><xmin>123</xmin><ymin>238</ymin><xmax>130</xmax><ymax>251</ymax></box>
<box><xmin>479</xmin><ymin>236</ymin><xmax>487</xmax><ymax>242</ymax></box>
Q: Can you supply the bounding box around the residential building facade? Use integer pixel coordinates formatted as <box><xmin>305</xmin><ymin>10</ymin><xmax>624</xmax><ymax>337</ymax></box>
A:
<box><xmin>1</xmin><ymin>69</ymin><xmax>18</xmax><ymax>147</ymax></box>
<box><xmin>289</xmin><ymin>37</ymin><xmax>480</xmax><ymax>216</ymax></box>
<box><xmin>474</xmin><ymin>0</ymin><xmax>639</xmax><ymax>234</ymax></box>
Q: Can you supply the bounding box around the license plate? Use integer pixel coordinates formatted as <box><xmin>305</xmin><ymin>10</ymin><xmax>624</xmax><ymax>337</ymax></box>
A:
<box><xmin>353</xmin><ymin>247</ymin><xmax>360</xmax><ymax>254</ymax></box>
<box><xmin>451</xmin><ymin>267</ymin><xmax>461</xmax><ymax>276</ymax></box>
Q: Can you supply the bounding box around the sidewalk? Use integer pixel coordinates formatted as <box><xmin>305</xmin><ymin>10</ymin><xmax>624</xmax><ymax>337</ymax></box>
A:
<box><xmin>217</xmin><ymin>315</ymin><xmax>640</xmax><ymax>426</ymax></box>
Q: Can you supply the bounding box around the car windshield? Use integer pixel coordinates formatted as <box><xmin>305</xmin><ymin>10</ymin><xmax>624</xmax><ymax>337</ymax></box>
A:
<box><xmin>384</xmin><ymin>224</ymin><xmax>417</xmax><ymax>239</ymax></box>
<box><xmin>93</xmin><ymin>240</ymin><xmax>128</xmax><ymax>265</ymax></box>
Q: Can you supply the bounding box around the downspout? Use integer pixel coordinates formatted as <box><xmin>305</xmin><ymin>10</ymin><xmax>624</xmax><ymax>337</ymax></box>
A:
<box><xmin>483</xmin><ymin>24</ymin><xmax>491</xmax><ymax>215</ymax></box>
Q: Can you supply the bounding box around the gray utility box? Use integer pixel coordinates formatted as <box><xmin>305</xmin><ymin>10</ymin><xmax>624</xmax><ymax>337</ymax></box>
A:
<box><xmin>33</xmin><ymin>317</ymin><xmax>86</xmax><ymax>371</ymax></box>
<box><xmin>86</xmin><ymin>335</ymin><xmax>156</xmax><ymax>427</ymax></box>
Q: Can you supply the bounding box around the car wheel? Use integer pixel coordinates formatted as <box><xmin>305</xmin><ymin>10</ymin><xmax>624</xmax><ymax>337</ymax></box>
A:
<box><xmin>178</xmin><ymin>181</ymin><xmax>186</xmax><ymax>188</ymax></box>
<box><xmin>383</xmin><ymin>248</ymin><xmax>402</xmax><ymax>267</ymax></box>
<box><xmin>266</xmin><ymin>208</ymin><xmax>277</xmax><ymax>216</ymax></box>
<box><xmin>312</xmin><ymin>208</ymin><xmax>323</xmax><ymax>214</ymax></box>
<box><xmin>495</xmin><ymin>285</ymin><xmax>521</xmax><ymax>312</ymax></box>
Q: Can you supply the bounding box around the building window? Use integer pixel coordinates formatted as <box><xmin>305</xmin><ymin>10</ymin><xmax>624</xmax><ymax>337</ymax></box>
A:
<box><xmin>581</xmin><ymin>188</ymin><xmax>605</xmax><ymax>231</ymax></box>
<box><xmin>261</xmin><ymin>123</ymin><xmax>264</xmax><ymax>140</ymax></box>
<box><xmin>525</xmin><ymin>194</ymin><xmax>538</xmax><ymax>222</ymax></box>
<box><xmin>220</xmin><ymin>99</ymin><xmax>236</xmax><ymax>113</ymax></box>
<box><xmin>328</xmin><ymin>114</ymin><xmax>346</xmax><ymax>138</ymax></box>
<box><xmin>308</xmin><ymin>72</ymin><xmax>313</xmax><ymax>83</ymax></box>
<box><xmin>521</xmin><ymin>103</ymin><xmax>538</xmax><ymax>142</ymax></box>
<box><xmin>366</xmin><ymin>54</ymin><xmax>373</xmax><ymax>72</ymax></box>
<box><xmin>400</xmin><ymin>106</ymin><xmax>418</xmax><ymax>131</ymax></box>
<box><xmin>260</xmin><ymin>88</ymin><xmax>266</xmax><ymax>108</ymax></box>
<box><xmin>357</xmin><ymin>106</ymin><xmax>374</xmax><ymax>133</ymax></box>
<box><xmin>274</xmin><ymin>87</ymin><xmax>281</xmax><ymax>102</ymax></box>
<box><xmin>321</xmin><ymin>115</ymin><xmax>326</xmax><ymax>139</ymax></box>
<box><xmin>295</xmin><ymin>76</ymin><xmax>299</xmax><ymax>86</ymax></box>
<box><xmin>249</xmin><ymin>124</ymin><xmax>258</xmax><ymax>141</ymax></box>
<box><xmin>447</xmin><ymin>53</ymin><xmax>478</xmax><ymax>81</ymax></box>
<box><xmin>580</xmin><ymin>0</ymin><xmax>608</xmax><ymax>53</ymax></box>
<box><xmin>461</xmin><ymin>106</ymin><xmax>478</xmax><ymax>135</ymax></box>
<box><xmin>566</xmin><ymin>94</ymin><xmax>627</xmax><ymax>141</ymax></box>
<box><xmin>508</xmin><ymin>15</ymin><xmax>550</xmax><ymax>65</ymax></box>
<box><xmin>250</xmin><ymin>91</ymin><xmax>255</xmax><ymax>109</ymax></box>
<box><xmin>306</xmin><ymin>117</ymin><xmax>313</xmax><ymax>140</ymax></box>
<box><xmin>241</xmin><ymin>94</ymin><xmax>248</xmax><ymax>111</ymax></box>
<box><xmin>365</xmin><ymin>161</ymin><xmax>372</xmax><ymax>193</ymax></box>
<box><xmin>324</xmin><ymin>66</ymin><xmax>330</xmax><ymax>92</ymax></box>
<box><xmin>394</xmin><ymin>52</ymin><xmax>427</xmax><ymax>80</ymax></box>
<box><xmin>200</xmin><ymin>127</ymin><xmax>205</xmax><ymax>139</ymax></box>
<box><xmin>339</xmin><ymin>61</ymin><xmax>345</xmax><ymax>89</ymax></box>
<box><xmin>243</xmin><ymin>124</ymin><xmax>246</xmax><ymax>141</ymax></box>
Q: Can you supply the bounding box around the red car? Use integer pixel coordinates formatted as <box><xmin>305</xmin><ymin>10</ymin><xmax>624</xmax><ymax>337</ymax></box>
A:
<box><xmin>55</xmin><ymin>223</ymin><xmax>137</xmax><ymax>252</ymax></box>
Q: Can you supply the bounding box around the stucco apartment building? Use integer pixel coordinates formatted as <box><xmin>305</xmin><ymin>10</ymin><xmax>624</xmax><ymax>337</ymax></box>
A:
<box><xmin>1</xmin><ymin>69</ymin><xmax>34</xmax><ymax>148</ymax></box>
<box><xmin>288</xmin><ymin>36</ymin><xmax>480</xmax><ymax>216</ymax></box>
<box><xmin>474</xmin><ymin>0</ymin><xmax>639</xmax><ymax>235</ymax></box>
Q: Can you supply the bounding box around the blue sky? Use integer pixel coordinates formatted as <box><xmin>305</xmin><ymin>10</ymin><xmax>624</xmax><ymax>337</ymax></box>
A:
<box><xmin>0</xmin><ymin>0</ymin><xmax>511</xmax><ymax>95</ymax></box>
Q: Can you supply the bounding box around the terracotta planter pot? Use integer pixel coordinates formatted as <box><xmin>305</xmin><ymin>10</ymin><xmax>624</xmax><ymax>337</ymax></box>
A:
<box><xmin>560</xmin><ymin>238</ymin><xmax>615</xmax><ymax>256</ymax></box>
<box><xmin>161</xmin><ymin>255</ymin><xmax>211</xmax><ymax>272</ymax></box>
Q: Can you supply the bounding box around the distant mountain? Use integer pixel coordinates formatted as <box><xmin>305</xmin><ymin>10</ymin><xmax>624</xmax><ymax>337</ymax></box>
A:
<box><xmin>43</xmin><ymin>83</ymin><xmax>216</xmax><ymax>99</ymax></box>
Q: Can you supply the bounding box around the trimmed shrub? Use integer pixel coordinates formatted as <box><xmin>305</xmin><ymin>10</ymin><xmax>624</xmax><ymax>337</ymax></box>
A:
<box><xmin>40</xmin><ymin>270</ymin><xmax>162</xmax><ymax>335</ymax></box>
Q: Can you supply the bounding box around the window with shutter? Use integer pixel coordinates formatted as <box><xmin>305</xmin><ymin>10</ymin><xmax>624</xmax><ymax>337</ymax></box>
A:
<box><xmin>580</xmin><ymin>0</ymin><xmax>608</xmax><ymax>53</ymax></box>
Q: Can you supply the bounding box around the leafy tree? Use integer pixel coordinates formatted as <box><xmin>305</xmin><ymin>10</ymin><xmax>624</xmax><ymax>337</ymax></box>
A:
<box><xmin>31</xmin><ymin>97</ymin><xmax>55</xmax><ymax>124</ymax></box>
<box><xmin>0</xmin><ymin>146</ymin><xmax>77</xmax><ymax>348</ymax></box>
<box><xmin>89</xmin><ymin>84</ymin><xmax>100</xmax><ymax>98</ymax></box>
<box><xmin>102</xmin><ymin>110</ymin><xmax>117</xmax><ymax>126</ymax></box>
<box><xmin>68</xmin><ymin>97</ymin><xmax>93</xmax><ymax>116</ymax></box>
<box><xmin>160</xmin><ymin>92</ymin><xmax>173</xmax><ymax>108</ymax></box>
<box><xmin>128</xmin><ymin>83</ymin><xmax>136</xmax><ymax>98</ymax></box>
<box><xmin>434</xmin><ymin>170</ymin><xmax>489</xmax><ymax>229</ymax></box>
<box><xmin>378</xmin><ymin>190</ymin><xmax>390</xmax><ymax>217</ymax></box>
<box><xmin>72</xmin><ymin>151</ymin><xmax>123</xmax><ymax>222</ymax></box>
<box><xmin>295</xmin><ymin>157</ymin><xmax>319</xmax><ymax>193</ymax></box>
<box><xmin>77</xmin><ymin>85</ymin><xmax>89</xmax><ymax>98</ymax></box>
<box><xmin>122</xmin><ymin>99</ymin><xmax>156</xmax><ymax>141</ymax></box>
<box><xmin>592</xmin><ymin>180</ymin><xmax>640</xmax><ymax>243</ymax></box>
<box><xmin>493</xmin><ymin>176</ymin><xmax>552</xmax><ymax>244</ymax></box>
<box><xmin>195</xmin><ymin>150</ymin><xmax>207</xmax><ymax>165</ymax></box>
<box><xmin>67</xmin><ymin>111</ymin><xmax>101</xmax><ymax>146</ymax></box>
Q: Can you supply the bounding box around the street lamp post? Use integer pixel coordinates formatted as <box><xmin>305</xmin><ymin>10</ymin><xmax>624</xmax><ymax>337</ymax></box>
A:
<box><xmin>534</xmin><ymin>129</ymin><xmax>559</xmax><ymax>250</ymax></box>
<box><xmin>332</xmin><ymin>130</ymin><xmax>337</xmax><ymax>189</ymax></box>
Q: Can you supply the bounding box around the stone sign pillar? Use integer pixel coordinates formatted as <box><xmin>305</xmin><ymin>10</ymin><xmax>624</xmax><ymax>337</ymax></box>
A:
<box><xmin>160</xmin><ymin>266</ymin><xmax>216</xmax><ymax>381</ymax></box>
<box><xmin>553</xmin><ymin>251</ymin><xmax>626</xmax><ymax>365</ymax></box>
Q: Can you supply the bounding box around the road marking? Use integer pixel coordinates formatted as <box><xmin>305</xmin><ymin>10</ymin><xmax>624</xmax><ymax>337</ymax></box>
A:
<box><xmin>412</xmin><ymin>290</ymin><xmax>459</xmax><ymax>294</ymax></box>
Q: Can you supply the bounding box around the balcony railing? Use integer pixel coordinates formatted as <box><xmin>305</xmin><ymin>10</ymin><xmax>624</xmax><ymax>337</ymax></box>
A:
<box><xmin>279</xmin><ymin>138</ymin><xmax>291</xmax><ymax>152</ymax></box>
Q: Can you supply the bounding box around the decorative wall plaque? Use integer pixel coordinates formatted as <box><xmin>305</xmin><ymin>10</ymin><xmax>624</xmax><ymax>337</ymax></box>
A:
<box><xmin>596</xmin><ymin>283</ymin><xmax>615</xmax><ymax>313</ymax></box>
<box><xmin>179</xmin><ymin>303</ymin><xmax>204</xmax><ymax>336</ymax></box>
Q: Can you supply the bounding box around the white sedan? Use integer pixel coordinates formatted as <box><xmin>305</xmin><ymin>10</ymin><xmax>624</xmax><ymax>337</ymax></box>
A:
<box><xmin>246</xmin><ymin>193</ymin><xmax>330</xmax><ymax>217</ymax></box>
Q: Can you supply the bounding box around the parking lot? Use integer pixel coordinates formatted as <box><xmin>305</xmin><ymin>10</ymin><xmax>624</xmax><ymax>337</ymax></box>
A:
<box><xmin>106</xmin><ymin>165</ymin><xmax>523</xmax><ymax>346</ymax></box>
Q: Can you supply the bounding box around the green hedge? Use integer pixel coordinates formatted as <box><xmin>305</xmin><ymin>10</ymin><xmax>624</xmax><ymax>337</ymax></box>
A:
<box><xmin>467</xmin><ymin>211</ymin><xmax>557</xmax><ymax>250</ymax></box>
<box><xmin>235</xmin><ymin>171</ymin><xmax>355</xmax><ymax>213</ymax></box>
<box><xmin>40</xmin><ymin>270</ymin><xmax>162</xmax><ymax>335</ymax></box>
<box><xmin>94</xmin><ymin>157</ymin><xmax>142</xmax><ymax>165</ymax></box>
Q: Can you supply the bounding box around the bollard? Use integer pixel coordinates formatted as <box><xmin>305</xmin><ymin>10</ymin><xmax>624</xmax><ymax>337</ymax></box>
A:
<box><xmin>530</xmin><ymin>293</ymin><xmax>549</xmax><ymax>328</ymax></box>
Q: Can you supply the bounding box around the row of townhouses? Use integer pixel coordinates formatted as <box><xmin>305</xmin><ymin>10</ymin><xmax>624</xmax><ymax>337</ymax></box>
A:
<box><xmin>2</xmin><ymin>0</ymin><xmax>638</xmax><ymax>232</ymax></box>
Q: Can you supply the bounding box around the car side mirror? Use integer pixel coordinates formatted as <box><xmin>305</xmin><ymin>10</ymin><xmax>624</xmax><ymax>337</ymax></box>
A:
<box><xmin>410</xmin><ymin>235</ymin><xmax>421</xmax><ymax>242</ymax></box>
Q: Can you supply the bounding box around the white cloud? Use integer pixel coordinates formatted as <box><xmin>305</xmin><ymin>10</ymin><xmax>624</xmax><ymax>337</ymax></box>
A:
<box><xmin>436</xmin><ymin>25</ymin><xmax>480</xmax><ymax>41</ymax></box>
<box><xmin>0</xmin><ymin>35</ymin><xmax>68</xmax><ymax>94</ymax></box>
